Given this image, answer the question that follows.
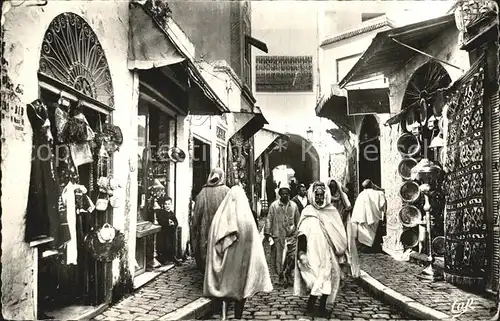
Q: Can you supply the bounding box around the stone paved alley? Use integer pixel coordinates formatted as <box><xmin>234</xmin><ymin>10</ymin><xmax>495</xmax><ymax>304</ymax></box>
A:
<box><xmin>92</xmin><ymin>217</ymin><xmax>496</xmax><ymax>320</ymax></box>
<box><xmin>93</xmin><ymin>216</ymin><xmax>411</xmax><ymax>321</ymax></box>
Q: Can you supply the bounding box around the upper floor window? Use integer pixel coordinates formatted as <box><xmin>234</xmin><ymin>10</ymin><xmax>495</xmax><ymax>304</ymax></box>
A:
<box><xmin>256</xmin><ymin>56</ymin><xmax>313</xmax><ymax>92</ymax></box>
<box><xmin>336</xmin><ymin>53</ymin><xmax>362</xmax><ymax>83</ymax></box>
<box><xmin>361</xmin><ymin>13</ymin><xmax>385</xmax><ymax>22</ymax></box>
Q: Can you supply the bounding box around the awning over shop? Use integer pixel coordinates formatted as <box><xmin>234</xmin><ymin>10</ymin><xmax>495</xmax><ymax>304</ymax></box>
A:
<box><xmin>338</xmin><ymin>14</ymin><xmax>456</xmax><ymax>88</ymax></box>
<box><xmin>128</xmin><ymin>2</ymin><xmax>185</xmax><ymax>69</ymax></box>
<box><xmin>315</xmin><ymin>92</ymin><xmax>355</xmax><ymax>133</ymax></box>
<box><xmin>128</xmin><ymin>1</ymin><xmax>228</xmax><ymax>114</ymax></box>
<box><xmin>254</xmin><ymin>126</ymin><xmax>287</xmax><ymax>161</ymax></box>
<box><xmin>229</xmin><ymin>107</ymin><xmax>269</xmax><ymax>142</ymax></box>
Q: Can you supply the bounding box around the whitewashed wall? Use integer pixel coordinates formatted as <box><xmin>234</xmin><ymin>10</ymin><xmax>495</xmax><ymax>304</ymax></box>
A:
<box><xmin>1</xmin><ymin>1</ymin><xmax>135</xmax><ymax>319</ymax></box>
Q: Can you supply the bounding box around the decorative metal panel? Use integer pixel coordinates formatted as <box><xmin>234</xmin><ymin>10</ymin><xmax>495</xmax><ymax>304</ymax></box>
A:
<box><xmin>256</xmin><ymin>56</ymin><xmax>313</xmax><ymax>92</ymax></box>
<box><xmin>39</xmin><ymin>13</ymin><xmax>114</xmax><ymax>107</ymax></box>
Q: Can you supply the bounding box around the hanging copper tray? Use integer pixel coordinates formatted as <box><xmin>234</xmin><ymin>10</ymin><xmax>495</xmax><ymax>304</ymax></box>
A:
<box><xmin>398</xmin><ymin>205</ymin><xmax>421</xmax><ymax>228</ymax></box>
<box><xmin>400</xmin><ymin>228</ymin><xmax>419</xmax><ymax>248</ymax></box>
<box><xmin>399</xmin><ymin>181</ymin><xmax>421</xmax><ymax>203</ymax></box>
<box><xmin>397</xmin><ymin>133</ymin><xmax>421</xmax><ymax>157</ymax></box>
<box><xmin>432</xmin><ymin>236</ymin><xmax>446</xmax><ymax>256</ymax></box>
<box><xmin>398</xmin><ymin>158</ymin><xmax>418</xmax><ymax>180</ymax></box>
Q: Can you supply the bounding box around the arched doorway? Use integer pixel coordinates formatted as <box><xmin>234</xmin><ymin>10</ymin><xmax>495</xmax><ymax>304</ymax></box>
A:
<box><xmin>358</xmin><ymin>115</ymin><xmax>381</xmax><ymax>189</ymax></box>
<box><xmin>36</xmin><ymin>12</ymin><xmax>115</xmax><ymax>317</ymax></box>
<box><xmin>266</xmin><ymin>134</ymin><xmax>320</xmax><ymax>189</ymax></box>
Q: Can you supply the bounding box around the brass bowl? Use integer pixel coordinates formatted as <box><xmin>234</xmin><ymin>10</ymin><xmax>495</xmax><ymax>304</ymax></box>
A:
<box><xmin>432</xmin><ymin>236</ymin><xmax>446</xmax><ymax>256</ymax></box>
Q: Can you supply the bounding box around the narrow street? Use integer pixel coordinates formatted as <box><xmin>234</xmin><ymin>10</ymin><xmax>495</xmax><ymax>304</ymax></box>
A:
<box><xmin>2</xmin><ymin>1</ymin><xmax>499</xmax><ymax>320</ymax></box>
<box><xmin>205</xmin><ymin>280</ymin><xmax>410</xmax><ymax>320</ymax></box>
<box><xmin>94</xmin><ymin>219</ymin><xmax>411</xmax><ymax>320</ymax></box>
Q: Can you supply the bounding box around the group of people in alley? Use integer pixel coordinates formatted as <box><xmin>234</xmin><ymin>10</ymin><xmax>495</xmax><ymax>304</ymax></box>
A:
<box><xmin>188</xmin><ymin>167</ymin><xmax>387</xmax><ymax>319</ymax></box>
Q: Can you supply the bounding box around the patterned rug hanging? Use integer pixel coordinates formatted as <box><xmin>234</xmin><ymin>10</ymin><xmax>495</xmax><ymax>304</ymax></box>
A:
<box><xmin>443</xmin><ymin>57</ymin><xmax>487</xmax><ymax>287</ymax></box>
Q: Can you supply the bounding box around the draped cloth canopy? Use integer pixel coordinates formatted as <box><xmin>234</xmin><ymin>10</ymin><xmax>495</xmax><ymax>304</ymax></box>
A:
<box><xmin>128</xmin><ymin>1</ymin><xmax>185</xmax><ymax>70</ymax></box>
<box><xmin>204</xmin><ymin>185</ymin><xmax>273</xmax><ymax>300</ymax></box>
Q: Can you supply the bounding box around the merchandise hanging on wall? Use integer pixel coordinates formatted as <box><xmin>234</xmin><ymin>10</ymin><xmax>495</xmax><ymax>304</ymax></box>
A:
<box><xmin>443</xmin><ymin>58</ymin><xmax>487</xmax><ymax>287</ymax></box>
<box><xmin>25</xmin><ymin>99</ymin><xmax>70</xmax><ymax>248</ymax></box>
<box><xmin>84</xmin><ymin>223</ymin><xmax>126</xmax><ymax>262</ymax></box>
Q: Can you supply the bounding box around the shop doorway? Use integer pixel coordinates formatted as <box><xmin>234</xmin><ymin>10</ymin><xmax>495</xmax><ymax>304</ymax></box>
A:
<box><xmin>358</xmin><ymin>115</ymin><xmax>381</xmax><ymax>189</ymax></box>
<box><xmin>35</xmin><ymin>12</ymin><xmax>115</xmax><ymax>319</ymax></box>
<box><xmin>136</xmin><ymin>104</ymin><xmax>173</xmax><ymax>276</ymax></box>
<box><xmin>192</xmin><ymin>137</ymin><xmax>211</xmax><ymax>198</ymax></box>
<box><xmin>36</xmin><ymin>89</ymin><xmax>113</xmax><ymax>319</ymax></box>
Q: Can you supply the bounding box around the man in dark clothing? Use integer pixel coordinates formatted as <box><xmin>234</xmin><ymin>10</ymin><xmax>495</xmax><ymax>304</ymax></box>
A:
<box><xmin>292</xmin><ymin>183</ymin><xmax>308</xmax><ymax>214</ymax></box>
<box><xmin>156</xmin><ymin>197</ymin><xmax>181</xmax><ymax>265</ymax></box>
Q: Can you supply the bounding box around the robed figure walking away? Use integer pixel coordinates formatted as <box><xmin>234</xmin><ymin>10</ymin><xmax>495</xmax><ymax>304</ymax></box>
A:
<box><xmin>351</xmin><ymin>179</ymin><xmax>387</xmax><ymax>252</ymax></box>
<box><xmin>191</xmin><ymin>168</ymin><xmax>230</xmax><ymax>271</ymax></box>
<box><xmin>294</xmin><ymin>182</ymin><xmax>348</xmax><ymax>317</ymax></box>
<box><xmin>204</xmin><ymin>185</ymin><xmax>273</xmax><ymax>320</ymax></box>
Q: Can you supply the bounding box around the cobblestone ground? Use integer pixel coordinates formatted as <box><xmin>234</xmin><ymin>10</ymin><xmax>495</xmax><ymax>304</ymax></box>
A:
<box><xmin>93</xmin><ymin>260</ymin><xmax>203</xmax><ymax>321</ymax></box>
<box><xmin>204</xmin><ymin>218</ymin><xmax>410</xmax><ymax>320</ymax></box>
<box><xmin>204</xmin><ymin>236</ymin><xmax>411</xmax><ymax>320</ymax></box>
<box><xmin>359</xmin><ymin>253</ymin><xmax>496</xmax><ymax>320</ymax></box>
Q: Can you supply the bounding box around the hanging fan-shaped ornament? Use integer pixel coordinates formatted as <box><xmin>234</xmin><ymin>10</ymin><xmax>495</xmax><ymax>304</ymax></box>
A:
<box><xmin>401</xmin><ymin>61</ymin><xmax>452</xmax><ymax>130</ymax></box>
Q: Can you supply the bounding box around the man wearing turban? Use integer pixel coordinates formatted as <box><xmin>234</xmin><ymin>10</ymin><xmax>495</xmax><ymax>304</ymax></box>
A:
<box><xmin>204</xmin><ymin>185</ymin><xmax>272</xmax><ymax>320</ymax></box>
<box><xmin>265</xmin><ymin>184</ymin><xmax>300</xmax><ymax>286</ymax></box>
<box><xmin>294</xmin><ymin>181</ymin><xmax>348</xmax><ymax>317</ymax></box>
<box><xmin>191</xmin><ymin>168</ymin><xmax>230</xmax><ymax>271</ymax></box>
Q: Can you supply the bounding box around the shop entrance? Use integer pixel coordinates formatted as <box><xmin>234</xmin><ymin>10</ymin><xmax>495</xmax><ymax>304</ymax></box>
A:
<box><xmin>34</xmin><ymin>12</ymin><xmax>115</xmax><ymax>319</ymax></box>
<box><xmin>358</xmin><ymin>115</ymin><xmax>381</xmax><ymax>189</ymax></box>
<box><xmin>192</xmin><ymin>137</ymin><xmax>211</xmax><ymax>198</ymax></box>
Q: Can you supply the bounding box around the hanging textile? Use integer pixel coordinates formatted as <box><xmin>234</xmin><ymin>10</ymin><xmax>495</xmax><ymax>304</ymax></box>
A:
<box><xmin>25</xmin><ymin>99</ymin><xmax>70</xmax><ymax>248</ymax></box>
<box><xmin>443</xmin><ymin>57</ymin><xmax>487</xmax><ymax>287</ymax></box>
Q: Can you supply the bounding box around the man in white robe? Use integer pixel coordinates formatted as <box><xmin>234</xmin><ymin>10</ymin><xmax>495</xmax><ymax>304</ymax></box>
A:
<box><xmin>293</xmin><ymin>182</ymin><xmax>348</xmax><ymax>317</ymax></box>
<box><xmin>204</xmin><ymin>185</ymin><xmax>272</xmax><ymax>319</ymax></box>
<box><xmin>351</xmin><ymin>179</ymin><xmax>387</xmax><ymax>252</ymax></box>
